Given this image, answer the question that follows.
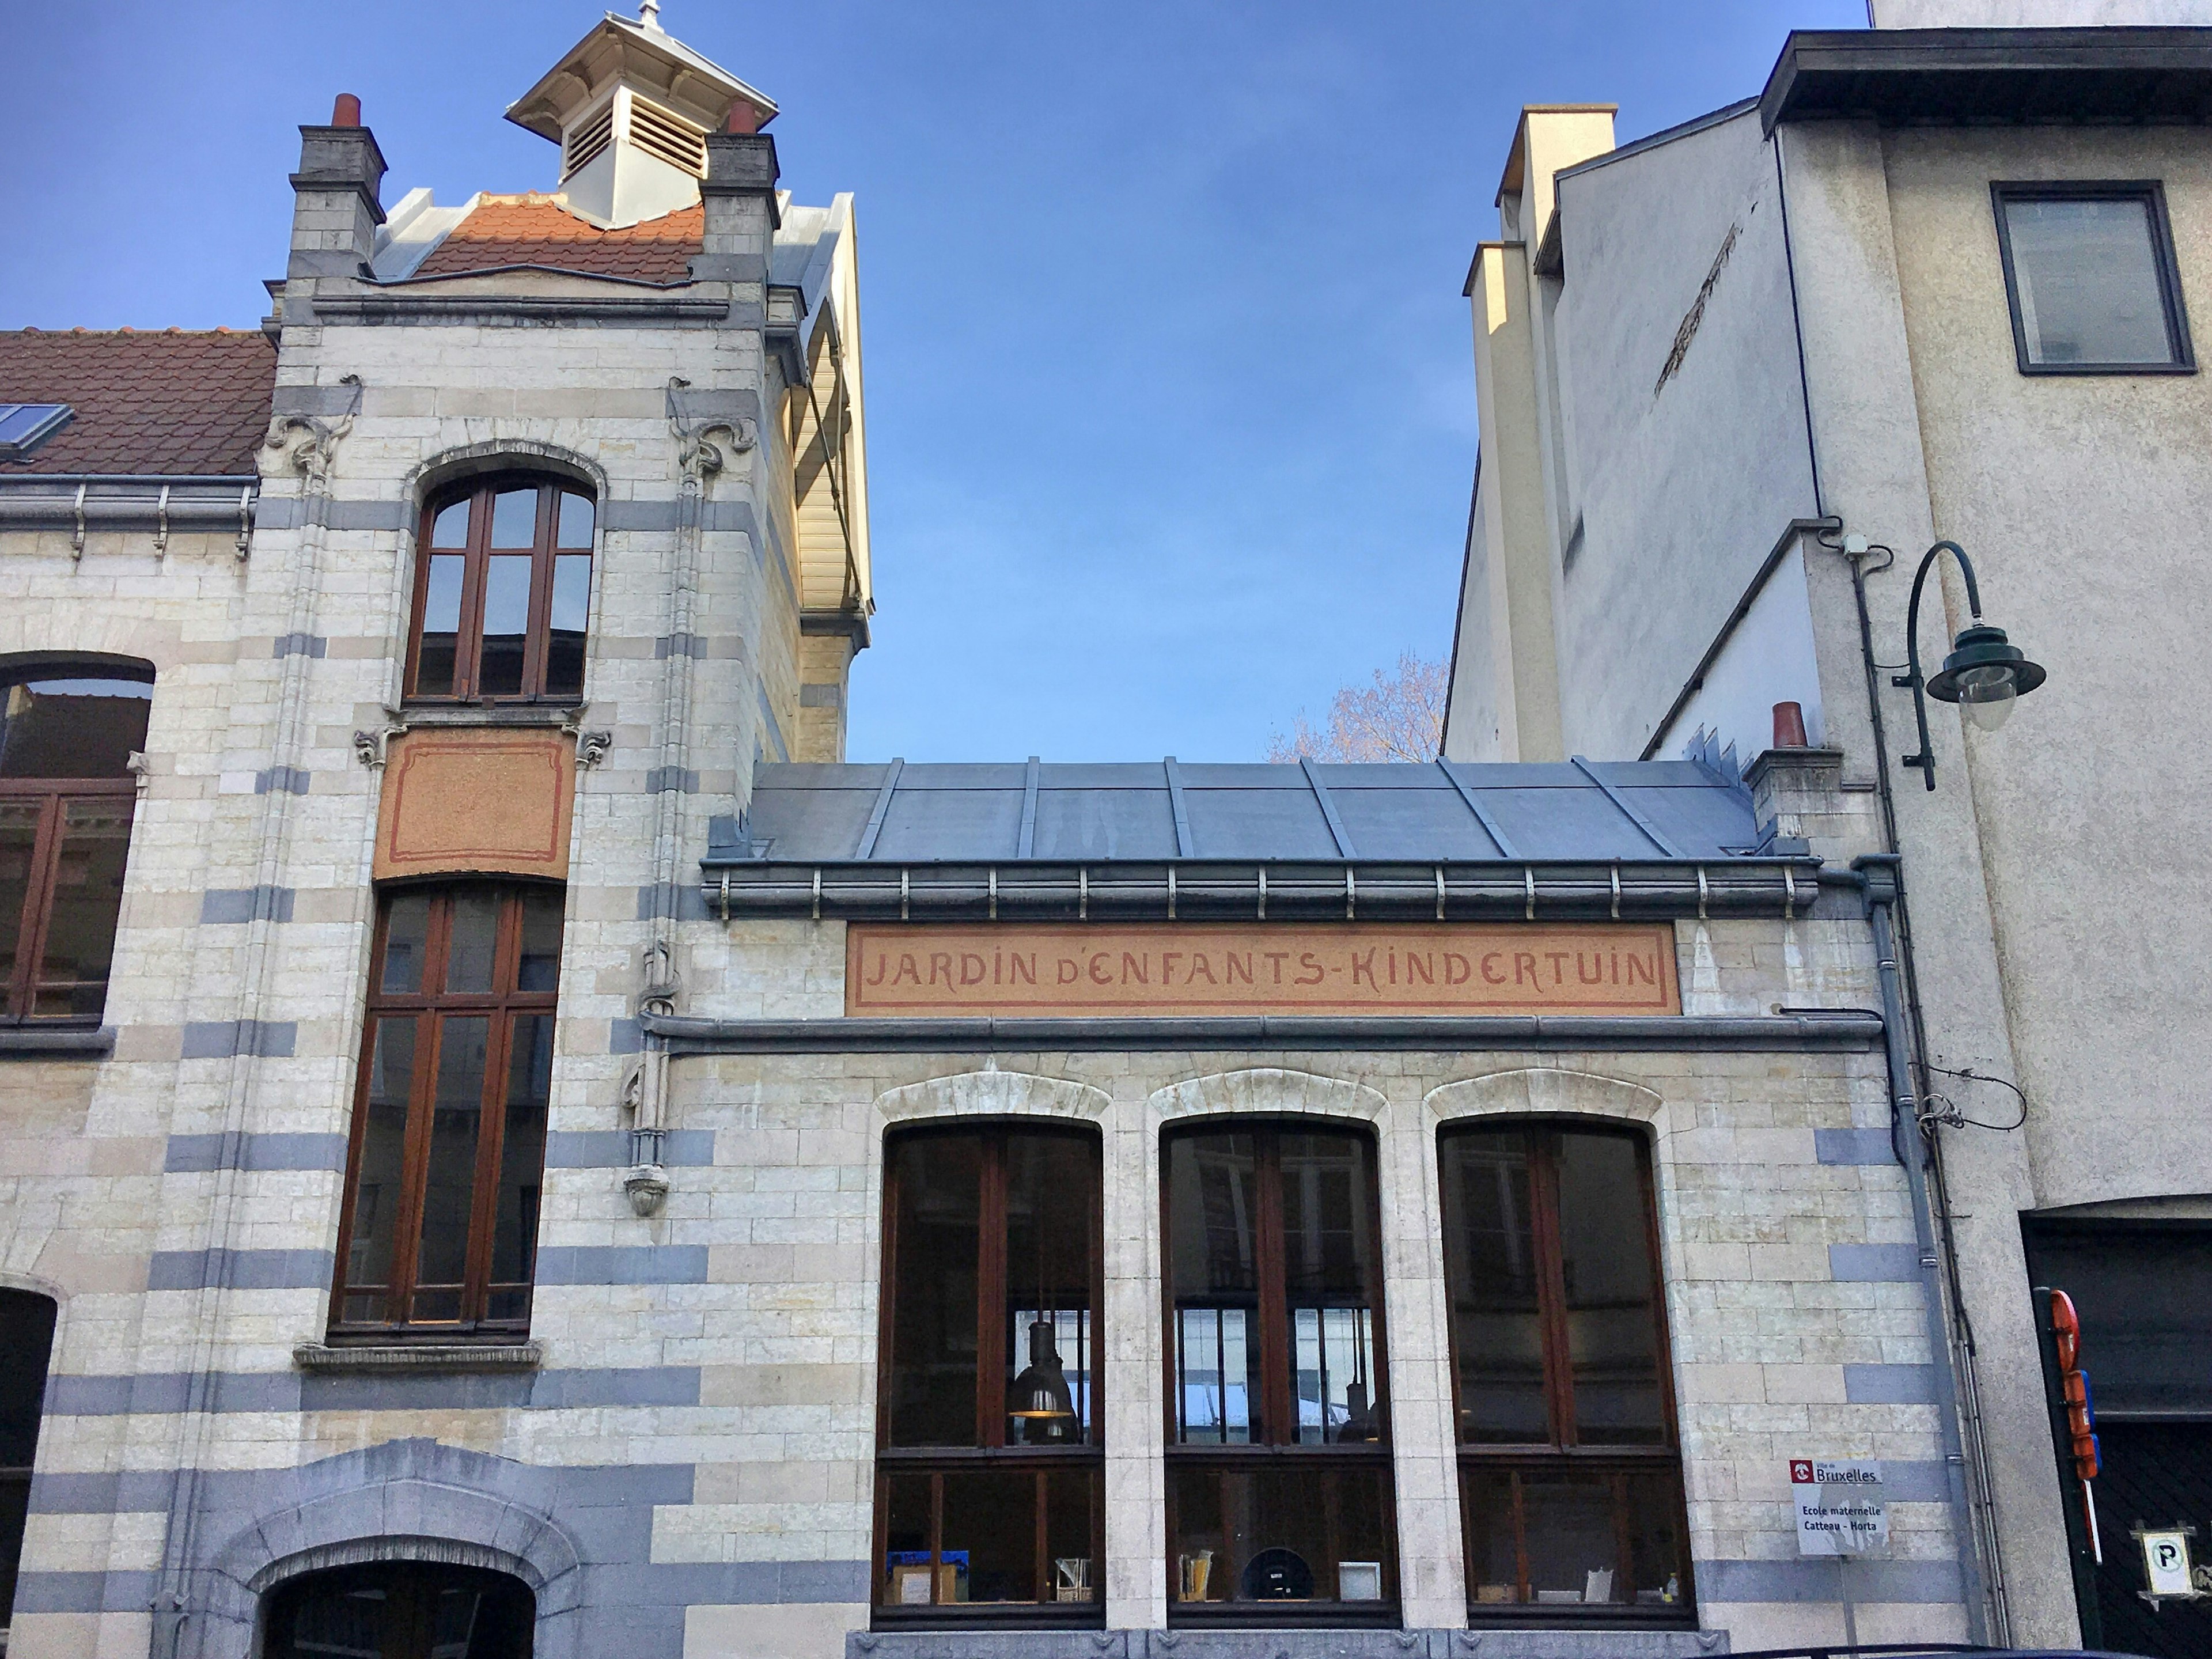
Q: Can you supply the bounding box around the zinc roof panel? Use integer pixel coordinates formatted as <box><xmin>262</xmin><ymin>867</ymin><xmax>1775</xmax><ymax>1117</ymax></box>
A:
<box><xmin>1032</xmin><ymin>789</ymin><xmax>1180</xmax><ymax>861</ymax></box>
<box><xmin>1183</xmin><ymin>786</ymin><xmax>1338</xmax><ymax>858</ymax></box>
<box><xmin>1329</xmin><ymin>787</ymin><xmax>1499</xmax><ymax>860</ymax></box>
<box><xmin>871</xmin><ymin>787</ymin><xmax>1022</xmax><ymax>860</ymax></box>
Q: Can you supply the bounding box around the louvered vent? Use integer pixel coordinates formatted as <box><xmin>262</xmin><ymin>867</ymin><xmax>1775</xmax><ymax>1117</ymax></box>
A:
<box><xmin>627</xmin><ymin>96</ymin><xmax>707</xmax><ymax>178</ymax></box>
<box><xmin>563</xmin><ymin>101</ymin><xmax>616</xmax><ymax>179</ymax></box>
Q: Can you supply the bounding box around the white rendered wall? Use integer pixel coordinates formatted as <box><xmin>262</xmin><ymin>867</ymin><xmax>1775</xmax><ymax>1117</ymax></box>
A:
<box><xmin>1664</xmin><ymin>547</ymin><xmax>1827</xmax><ymax>772</ymax></box>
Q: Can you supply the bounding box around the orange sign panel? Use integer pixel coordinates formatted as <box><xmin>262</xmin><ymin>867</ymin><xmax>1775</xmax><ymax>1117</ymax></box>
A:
<box><xmin>374</xmin><ymin>728</ymin><xmax>574</xmax><ymax>883</ymax></box>
<box><xmin>845</xmin><ymin>922</ymin><xmax>1680</xmax><ymax>1018</ymax></box>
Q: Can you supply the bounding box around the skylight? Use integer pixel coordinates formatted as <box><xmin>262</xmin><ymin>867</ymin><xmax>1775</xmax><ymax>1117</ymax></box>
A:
<box><xmin>0</xmin><ymin>403</ymin><xmax>74</xmax><ymax>459</ymax></box>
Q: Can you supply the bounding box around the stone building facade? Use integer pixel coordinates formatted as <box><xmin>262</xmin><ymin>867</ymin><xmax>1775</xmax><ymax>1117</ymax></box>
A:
<box><xmin>2</xmin><ymin>8</ymin><xmax>2002</xmax><ymax>1659</ymax></box>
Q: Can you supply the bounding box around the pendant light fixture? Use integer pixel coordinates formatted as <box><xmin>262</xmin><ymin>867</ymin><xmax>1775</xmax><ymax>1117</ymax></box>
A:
<box><xmin>1007</xmin><ymin>1156</ymin><xmax>1077</xmax><ymax>1441</ymax></box>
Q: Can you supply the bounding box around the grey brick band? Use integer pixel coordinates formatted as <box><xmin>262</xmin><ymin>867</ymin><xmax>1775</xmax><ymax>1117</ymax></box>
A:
<box><xmin>1843</xmin><ymin>1362</ymin><xmax>1942</xmax><ymax>1404</ymax></box>
<box><xmin>533</xmin><ymin>1244</ymin><xmax>709</xmax><ymax>1286</ymax></box>
<box><xmin>166</xmin><ymin>1131</ymin><xmax>350</xmax><ymax>1173</ymax></box>
<box><xmin>1696</xmin><ymin>1556</ymin><xmax>1963</xmax><ymax>1603</ymax></box>
<box><xmin>1815</xmin><ymin>1127</ymin><xmax>1897</xmax><ymax>1164</ymax></box>
<box><xmin>199</xmin><ymin>885</ymin><xmax>297</xmax><ymax>925</ymax></box>
<box><xmin>181</xmin><ymin>1019</ymin><xmax>298</xmax><ymax>1060</ymax></box>
<box><xmin>1828</xmin><ymin>1242</ymin><xmax>1924</xmax><ymax>1282</ymax></box>
<box><xmin>147</xmin><ymin>1247</ymin><xmax>334</xmax><ymax>1291</ymax></box>
<box><xmin>543</xmin><ymin>1128</ymin><xmax>715</xmax><ymax>1169</ymax></box>
<box><xmin>43</xmin><ymin>1366</ymin><xmax>702</xmax><ymax>1416</ymax></box>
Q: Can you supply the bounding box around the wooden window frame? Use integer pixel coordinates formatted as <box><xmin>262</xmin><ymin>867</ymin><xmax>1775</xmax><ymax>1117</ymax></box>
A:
<box><xmin>872</xmin><ymin>1121</ymin><xmax>1106</xmax><ymax>1631</ymax></box>
<box><xmin>1160</xmin><ymin>1119</ymin><xmax>1399</xmax><ymax>1630</ymax></box>
<box><xmin>1991</xmin><ymin>180</ymin><xmax>2197</xmax><ymax>377</ymax></box>
<box><xmin>404</xmin><ymin>475</ymin><xmax>595</xmax><ymax>706</ymax></box>
<box><xmin>0</xmin><ymin>778</ymin><xmax>137</xmax><ymax>1025</ymax></box>
<box><xmin>327</xmin><ymin>885</ymin><xmax>560</xmax><ymax>1342</ymax></box>
<box><xmin>1440</xmin><ymin>1120</ymin><xmax>1695</xmax><ymax>1626</ymax></box>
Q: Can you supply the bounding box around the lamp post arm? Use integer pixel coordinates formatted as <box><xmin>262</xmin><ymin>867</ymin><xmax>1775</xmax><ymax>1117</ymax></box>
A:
<box><xmin>1899</xmin><ymin>540</ymin><xmax>1981</xmax><ymax>791</ymax></box>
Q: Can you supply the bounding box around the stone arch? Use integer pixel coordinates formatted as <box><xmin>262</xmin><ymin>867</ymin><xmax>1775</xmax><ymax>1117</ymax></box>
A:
<box><xmin>1150</xmin><ymin>1066</ymin><xmax>1387</xmax><ymax>1125</ymax></box>
<box><xmin>192</xmin><ymin>1441</ymin><xmax>584</xmax><ymax>1659</ymax></box>
<box><xmin>1423</xmin><ymin>1066</ymin><xmax>1666</xmax><ymax>1130</ymax></box>
<box><xmin>0</xmin><ymin>620</ymin><xmax>181</xmax><ymax>675</ymax></box>
<box><xmin>875</xmin><ymin>1069</ymin><xmax>1109</xmax><ymax>1125</ymax></box>
<box><xmin>406</xmin><ymin>437</ymin><xmax>609</xmax><ymax>508</ymax></box>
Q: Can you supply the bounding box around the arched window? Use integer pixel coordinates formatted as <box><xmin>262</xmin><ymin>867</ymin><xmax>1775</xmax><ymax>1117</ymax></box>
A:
<box><xmin>331</xmin><ymin>884</ymin><xmax>560</xmax><ymax>1338</ymax></box>
<box><xmin>263</xmin><ymin>1560</ymin><xmax>533</xmax><ymax>1658</ymax></box>
<box><xmin>1</xmin><ymin>659</ymin><xmax>150</xmax><ymax>1024</ymax></box>
<box><xmin>1162</xmin><ymin>1122</ymin><xmax>1397</xmax><ymax>1626</ymax></box>
<box><xmin>406</xmin><ymin>477</ymin><xmax>594</xmax><ymax>704</ymax></box>
<box><xmin>1</xmin><ymin>1289</ymin><xmax>58</xmax><ymax>1641</ymax></box>
<box><xmin>1438</xmin><ymin>1122</ymin><xmax>1692</xmax><ymax>1623</ymax></box>
<box><xmin>875</xmin><ymin>1123</ymin><xmax>1103</xmax><ymax>1626</ymax></box>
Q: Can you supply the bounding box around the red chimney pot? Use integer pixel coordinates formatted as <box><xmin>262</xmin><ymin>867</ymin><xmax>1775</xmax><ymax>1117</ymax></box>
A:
<box><xmin>724</xmin><ymin>102</ymin><xmax>759</xmax><ymax>135</ymax></box>
<box><xmin>332</xmin><ymin>93</ymin><xmax>362</xmax><ymax>127</ymax></box>
<box><xmin>1772</xmin><ymin>701</ymin><xmax>1810</xmax><ymax>749</ymax></box>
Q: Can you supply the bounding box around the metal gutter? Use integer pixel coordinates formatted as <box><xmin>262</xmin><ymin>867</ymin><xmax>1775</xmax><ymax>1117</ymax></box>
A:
<box><xmin>699</xmin><ymin>858</ymin><xmax>1830</xmax><ymax>923</ymax></box>
<box><xmin>0</xmin><ymin>476</ymin><xmax>261</xmax><ymax>554</ymax></box>
<box><xmin>642</xmin><ymin>1009</ymin><xmax>1882</xmax><ymax>1055</ymax></box>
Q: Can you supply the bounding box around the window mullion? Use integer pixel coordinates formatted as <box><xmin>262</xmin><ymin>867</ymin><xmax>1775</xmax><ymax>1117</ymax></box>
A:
<box><xmin>522</xmin><ymin>487</ymin><xmax>555</xmax><ymax>699</ymax></box>
<box><xmin>978</xmin><ymin>1135</ymin><xmax>1007</xmax><ymax>1447</ymax></box>
<box><xmin>1530</xmin><ymin>1134</ymin><xmax>1577</xmax><ymax>1449</ymax></box>
<box><xmin>458</xmin><ymin>486</ymin><xmax>491</xmax><ymax>700</ymax></box>
<box><xmin>1255</xmin><ymin>1130</ymin><xmax>1290</xmax><ymax>1446</ymax></box>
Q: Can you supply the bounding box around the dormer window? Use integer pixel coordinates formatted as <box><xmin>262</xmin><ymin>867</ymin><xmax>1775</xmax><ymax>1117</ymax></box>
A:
<box><xmin>406</xmin><ymin>476</ymin><xmax>594</xmax><ymax>704</ymax></box>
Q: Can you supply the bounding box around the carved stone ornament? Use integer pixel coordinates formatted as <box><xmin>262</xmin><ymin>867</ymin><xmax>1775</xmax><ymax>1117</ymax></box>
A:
<box><xmin>354</xmin><ymin>715</ymin><xmax>409</xmax><ymax>768</ymax></box>
<box><xmin>624</xmin><ymin>1164</ymin><xmax>671</xmax><ymax>1217</ymax></box>
<box><xmin>575</xmin><ymin>729</ymin><xmax>612</xmax><ymax>768</ymax></box>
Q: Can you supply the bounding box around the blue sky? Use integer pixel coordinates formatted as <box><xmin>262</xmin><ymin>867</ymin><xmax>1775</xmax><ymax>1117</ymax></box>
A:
<box><xmin>1</xmin><ymin>0</ymin><xmax>1865</xmax><ymax>762</ymax></box>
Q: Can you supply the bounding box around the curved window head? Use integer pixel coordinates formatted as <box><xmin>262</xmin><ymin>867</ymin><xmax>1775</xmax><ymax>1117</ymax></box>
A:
<box><xmin>408</xmin><ymin>476</ymin><xmax>594</xmax><ymax>705</ymax></box>
<box><xmin>1</xmin><ymin>658</ymin><xmax>151</xmax><ymax>1024</ymax></box>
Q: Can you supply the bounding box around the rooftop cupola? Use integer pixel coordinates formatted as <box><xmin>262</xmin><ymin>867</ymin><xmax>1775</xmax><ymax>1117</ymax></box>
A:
<box><xmin>505</xmin><ymin>5</ymin><xmax>777</xmax><ymax>229</ymax></box>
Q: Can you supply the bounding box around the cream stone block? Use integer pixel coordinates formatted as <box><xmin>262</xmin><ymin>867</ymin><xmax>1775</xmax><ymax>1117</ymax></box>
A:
<box><xmin>683</xmin><ymin>1601</ymin><xmax>866</xmax><ymax>1659</ymax></box>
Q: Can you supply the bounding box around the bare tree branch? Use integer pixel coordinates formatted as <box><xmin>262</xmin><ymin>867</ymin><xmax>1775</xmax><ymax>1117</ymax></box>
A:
<box><xmin>1266</xmin><ymin>652</ymin><xmax>1446</xmax><ymax>763</ymax></box>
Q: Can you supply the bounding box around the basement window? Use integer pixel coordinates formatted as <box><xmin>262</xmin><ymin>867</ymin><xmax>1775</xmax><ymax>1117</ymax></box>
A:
<box><xmin>1993</xmin><ymin>184</ymin><xmax>2195</xmax><ymax>374</ymax></box>
<box><xmin>0</xmin><ymin>404</ymin><xmax>72</xmax><ymax>460</ymax></box>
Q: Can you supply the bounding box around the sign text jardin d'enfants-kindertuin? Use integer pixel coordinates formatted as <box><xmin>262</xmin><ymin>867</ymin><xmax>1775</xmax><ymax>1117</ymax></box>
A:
<box><xmin>846</xmin><ymin>922</ymin><xmax>1681</xmax><ymax>1018</ymax></box>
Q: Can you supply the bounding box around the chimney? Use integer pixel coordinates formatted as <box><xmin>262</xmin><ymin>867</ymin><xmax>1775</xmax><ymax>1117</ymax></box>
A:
<box><xmin>503</xmin><ymin>11</ymin><xmax>776</xmax><ymax>230</ymax></box>
<box><xmin>285</xmin><ymin>94</ymin><xmax>386</xmax><ymax>295</ymax></box>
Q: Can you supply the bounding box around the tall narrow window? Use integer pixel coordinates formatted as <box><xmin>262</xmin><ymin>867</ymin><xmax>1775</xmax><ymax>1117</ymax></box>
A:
<box><xmin>1993</xmin><ymin>183</ymin><xmax>2194</xmax><ymax>374</ymax></box>
<box><xmin>0</xmin><ymin>1290</ymin><xmax>57</xmax><ymax>1642</ymax></box>
<box><xmin>331</xmin><ymin>885</ymin><xmax>560</xmax><ymax>1338</ymax></box>
<box><xmin>1163</xmin><ymin>1124</ymin><xmax>1396</xmax><ymax>1625</ymax></box>
<box><xmin>0</xmin><ymin>661</ymin><xmax>149</xmax><ymax>1024</ymax></box>
<box><xmin>1440</xmin><ymin>1123</ymin><xmax>1691</xmax><ymax>1623</ymax></box>
<box><xmin>875</xmin><ymin>1124</ymin><xmax>1102</xmax><ymax>1627</ymax></box>
<box><xmin>407</xmin><ymin>477</ymin><xmax>595</xmax><ymax>704</ymax></box>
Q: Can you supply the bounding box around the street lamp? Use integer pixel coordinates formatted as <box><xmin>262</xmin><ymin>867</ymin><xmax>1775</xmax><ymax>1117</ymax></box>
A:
<box><xmin>1896</xmin><ymin>540</ymin><xmax>2047</xmax><ymax>790</ymax></box>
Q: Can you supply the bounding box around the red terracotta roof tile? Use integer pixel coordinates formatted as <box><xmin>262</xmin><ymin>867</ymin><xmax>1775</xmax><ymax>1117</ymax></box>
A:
<box><xmin>0</xmin><ymin>328</ymin><xmax>275</xmax><ymax>476</ymax></box>
<box><xmin>411</xmin><ymin>194</ymin><xmax>702</xmax><ymax>283</ymax></box>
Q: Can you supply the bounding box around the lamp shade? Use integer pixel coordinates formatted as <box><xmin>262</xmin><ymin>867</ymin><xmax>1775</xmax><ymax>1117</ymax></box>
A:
<box><xmin>1926</xmin><ymin>622</ymin><xmax>2045</xmax><ymax>733</ymax></box>
<box><xmin>1008</xmin><ymin>1319</ymin><xmax>1075</xmax><ymax>1436</ymax></box>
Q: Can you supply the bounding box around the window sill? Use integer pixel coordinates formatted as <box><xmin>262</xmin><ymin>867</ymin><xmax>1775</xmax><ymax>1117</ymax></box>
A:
<box><xmin>0</xmin><ymin>1025</ymin><xmax>114</xmax><ymax>1059</ymax></box>
<box><xmin>395</xmin><ymin>703</ymin><xmax>585</xmax><ymax>728</ymax></box>
<box><xmin>294</xmin><ymin>1340</ymin><xmax>542</xmax><ymax>1373</ymax></box>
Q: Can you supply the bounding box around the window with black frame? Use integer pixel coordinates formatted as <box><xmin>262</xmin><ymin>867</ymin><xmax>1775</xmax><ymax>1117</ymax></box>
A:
<box><xmin>875</xmin><ymin>1123</ymin><xmax>1103</xmax><ymax>1627</ymax></box>
<box><xmin>1993</xmin><ymin>183</ymin><xmax>2195</xmax><ymax>375</ymax></box>
<box><xmin>329</xmin><ymin>885</ymin><xmax>560</xmax><ymax>1339</ymax></box>
<box><xmin>406</xmin><ymin>476</ymin><xmax>594</xmax><ymax>704</ymax></box>
<box><xmin>0</xmin><ymin>660</ymin><xmax>149</xmax><ymax>1025</ymax></box>
<box><xmin>1440</xmin><ymin>1122</ymin><xmax>1692</xmax><ymax>1622</ymax></box>
<box><xmin>1163</xmin><ymin>1123</ymin><xmax>1397</xmax><ymax>1626</ymax></box>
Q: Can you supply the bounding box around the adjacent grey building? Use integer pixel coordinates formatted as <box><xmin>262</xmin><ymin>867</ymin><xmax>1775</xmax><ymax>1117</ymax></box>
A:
<box><xmin>1446</xmin><ymin>10</ymin><xmax>2212</xmax><ymax>1656</ymax></box>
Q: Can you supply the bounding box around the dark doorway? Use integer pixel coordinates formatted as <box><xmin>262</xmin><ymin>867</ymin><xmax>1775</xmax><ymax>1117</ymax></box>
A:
<box><xmin>263</xmin><ymin>1561</ymin><xmax>533</xmax><ymax>1659</ymax></box>
<box><xmin>0</xmin><ymin>1288</ymin><xmax>58</xmax><ymax>1636</ymax></box>
<box><xmin>2024</xmin><ymin>1218</ymin><xmax>2212</xmax><ymax>1659</ymax></box>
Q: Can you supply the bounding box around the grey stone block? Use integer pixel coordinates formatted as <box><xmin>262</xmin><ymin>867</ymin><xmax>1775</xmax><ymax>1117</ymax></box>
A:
<box><xmin>1843</xmin><ymin>1362</ymin><xmax>1941</xmax><ymax>1404</ymax></box>
<box><xmin>148</xmin><ymin>1247</ymin><xmax>334</xmax><ymax>1291</ymax></box>
<box><xmin>1814</xmin><ymin>1127</ymin><xmax>1896</xmax><ymax>1165</ymax></box>
<box><xmin>1696</xmin><ymin>1555</ymin><xmax>1959</xmax><ymax>1603</ymax></box>
<box><xmin>199</xmin><ymin>885</ymin><xmax>298</xmax><ymax>925</ymax></box>
<box><xmin>1827</xmin><ymin>1243</ymin><xmax>1923</xmax><ymax>1282</ymax></box>
<box><xmin>543</xmin><ymin>1128</ymin><xmax>715</xmax><ymax>1169</ymax></box>
<box><xmin>533</xmin><ymin>1244</ymin><xmax>710</xmax><ymax>1286</ymax></box>
<box><xmin>166</xmin><ymin>1131</ymin><xmax>349</xmax><ymax>1173</ymax></box>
